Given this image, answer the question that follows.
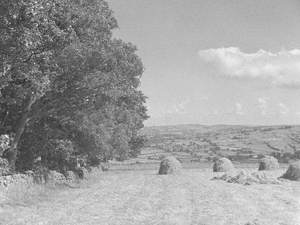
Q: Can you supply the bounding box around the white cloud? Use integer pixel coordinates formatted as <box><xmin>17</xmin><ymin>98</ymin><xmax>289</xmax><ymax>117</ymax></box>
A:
<box><xmin>258</xmin><ymin>97</ymin><xmax>268</xmax><ymax>116</ymax></box>
<box><xmin>278</xmin><ymin>102</ymin><xmax>289</xmax><ymax>115</ymax></box>
<box><xmin>199</xmin><ymin>47</ymin><xmax>300</xmax><ymax>88</ymax></box>
<box><xmin>235</xmin><ymin>102</ymin><xmax>244</xmax><ymax>115</ymax></box>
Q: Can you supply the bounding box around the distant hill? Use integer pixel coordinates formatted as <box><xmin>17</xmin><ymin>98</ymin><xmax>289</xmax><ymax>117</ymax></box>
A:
<box><xmin>139</xmin><ymin>124</ymin><xmax>300</xmax><ymax>163</ymax></box>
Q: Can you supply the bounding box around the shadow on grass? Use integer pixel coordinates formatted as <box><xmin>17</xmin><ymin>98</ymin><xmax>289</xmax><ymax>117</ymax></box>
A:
<box><xmin>1</xmin><ymin>183</ymin><xmax>69</xmax><ymax>207</ymax></box>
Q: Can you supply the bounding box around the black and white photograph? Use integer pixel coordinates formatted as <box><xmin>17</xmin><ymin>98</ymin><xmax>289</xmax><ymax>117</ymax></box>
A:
<box><xmin>0</xmin><ymin>0</ymin><xmax>300</xmax><ymax>224</ymax></box>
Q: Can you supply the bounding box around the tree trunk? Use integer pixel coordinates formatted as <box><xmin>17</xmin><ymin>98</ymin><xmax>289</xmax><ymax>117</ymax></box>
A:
<box><xmin>5</xmin><ymin>93</ymin><xmax>36</xmax><ymax>171</ymax></box>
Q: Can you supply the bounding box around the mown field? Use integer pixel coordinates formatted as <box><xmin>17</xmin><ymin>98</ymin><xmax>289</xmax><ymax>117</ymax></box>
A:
<box><xmin>0</xmin><ymin>164</ymin><xmax>299</xmax><ymax>225</ymax></box>
<box><xmin>1</xmin><ymin>124</ymin><xmax>300</xmax><ymax>225</ymax></box>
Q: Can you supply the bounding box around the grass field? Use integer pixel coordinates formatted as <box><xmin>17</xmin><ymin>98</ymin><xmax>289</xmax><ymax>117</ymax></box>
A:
<box><xmin>0</xmin><ymin>165</ymin><xmax>299</xmax><ymax>225</ymax></box>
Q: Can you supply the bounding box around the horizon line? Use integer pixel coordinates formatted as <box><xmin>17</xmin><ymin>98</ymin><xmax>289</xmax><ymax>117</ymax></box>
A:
<box><xmin>143</xmin><ymin>123</ymin><xmax>300</xmax><ymax>128</ymax></box>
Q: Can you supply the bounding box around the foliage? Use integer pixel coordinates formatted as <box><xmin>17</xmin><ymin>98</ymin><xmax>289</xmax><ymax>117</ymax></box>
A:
<box><xmin>0</xmin><ymin>0</ymin><xmax>77</xmax><ymax>168</ymax></box>
<box><xmin>42</xmin><ymin>139</ymin><xmax>75</xmax><ymax>172</ymax></box>
<box><xmin>0</xmin><ymin>0</ymin><xmax>148</xmax><ymax>172</ymax></box>
<box><xmin>0</xmin><ymin>134</ymin><xmax>10</xmax><ymax>155</ymax></box>
<box><xmin>0</xmin><ymin>157</ymin><xmax>9</xmax><ymax>175</ymax></box>
<box><xmin>129</xmin><ymin>135</ymin><xmax>147</xmax><ymax>158</ymax></box>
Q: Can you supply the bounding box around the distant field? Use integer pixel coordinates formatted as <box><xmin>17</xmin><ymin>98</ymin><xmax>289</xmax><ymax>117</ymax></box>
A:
<box><xmin>141</xmin><ymin>124</ymin><xmax>300</xmax><ymax>163</ymax></box>
<box><xmin>1</xmin><ymin>167</ymin><xmax>299</xmax><ymax>225</ymax></box>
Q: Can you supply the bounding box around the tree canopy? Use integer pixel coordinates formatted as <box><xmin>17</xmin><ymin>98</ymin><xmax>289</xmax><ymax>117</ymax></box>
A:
<box><xmin>0</xmin><ymin>0</ymin><xmax>148</xmax><ymax>173</ymax></box>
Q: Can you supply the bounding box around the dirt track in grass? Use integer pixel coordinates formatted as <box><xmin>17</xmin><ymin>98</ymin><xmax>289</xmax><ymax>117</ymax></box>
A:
<box><xmin>0</xmin><ymin>168</ymin><xmax>299</xmax><ymax>225</ymax></box>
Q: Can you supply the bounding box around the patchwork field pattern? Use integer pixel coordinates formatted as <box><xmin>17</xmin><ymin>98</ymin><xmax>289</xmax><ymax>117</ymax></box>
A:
<box><xmin>141</xmin><ymin>125</ymin><xmax>300</xmax><ymax>162</ymax></box>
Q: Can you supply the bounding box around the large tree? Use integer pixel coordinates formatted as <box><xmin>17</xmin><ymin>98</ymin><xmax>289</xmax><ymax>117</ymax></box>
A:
<box><xmin>0</xmin><ymin>0</ymin><xmax>76</xmax><ymax>169</ymax></box>
<box><xmin>0</xmin><ymin>0</ymin><xmax>148</xmax><ymax>172</ymax></box>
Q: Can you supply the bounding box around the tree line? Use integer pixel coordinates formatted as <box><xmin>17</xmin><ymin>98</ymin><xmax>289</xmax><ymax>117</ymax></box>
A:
<box><xmin>0</xmin><ymin>0</ymin><xmax>148</xmax><ymax>174</ymax></box>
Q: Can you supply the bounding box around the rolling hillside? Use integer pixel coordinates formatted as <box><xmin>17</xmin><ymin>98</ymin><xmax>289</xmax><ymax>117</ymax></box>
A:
<box><xmin>140</xmin><ymin>125</ymin><xmax>300</xmax><ymax>163</ymax></box>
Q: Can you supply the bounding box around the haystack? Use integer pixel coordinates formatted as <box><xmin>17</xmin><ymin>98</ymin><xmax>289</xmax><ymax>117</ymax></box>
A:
<box><xmin>213</xmin><ymin>170</ymin><xmax>281</xmax><ymax>185</ymax></box>
<box><xmin>258</xmin><ymin>156</ymin><xmax>279</xmax><ymax>171</ymax></box>
<box><xmin>213</xmin><ymin>157</ymin><xmax>234</xmax><ymax>172</ymax></box>
<box><xmin>281</xmin><ymin>161</ymin><xmax>300</xmax><ymax>181</ymax></box>
<box><xmin>158</xmin><ymin>156</ymin><xmax>182</xmax><ymax>175</ymax></box>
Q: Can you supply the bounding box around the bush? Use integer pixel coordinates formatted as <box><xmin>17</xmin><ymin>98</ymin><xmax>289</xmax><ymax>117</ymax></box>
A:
<box><xmin>42</xmin><ymin>139</ymin><xmax>76</xmax><ymax>173</ymax></box>
<box><xmin>0</xmin><ymin>134</ymin><xmax>10</xmax><ymax>156</ymax></box>
<box><xmin>0</xmin><ymin>157</ymin><xmax>9</xmax><ymax>175</ymax></box>
<box><xmin>65</xmin><ymin>170</ymin><xmax>78</xmax><ymax>182</ymax></box>
<box><xmin>87</xmin><ymin>155</ymin><xmax>101</xmax><ymax>167</ymax></box>
<box><xmin>100</xmin><ymin>162</ymin><xmax>109</xmax><ymax>171</ymax></box>
<box><xmin>46</xmin><ymin>170</ymin><xmax>67</xmax><ymax>185</ymax></box>
<box><xmin>129</xmin><ymin>135</ymin><xmax>147</xmax><ymax>158</ymax></box>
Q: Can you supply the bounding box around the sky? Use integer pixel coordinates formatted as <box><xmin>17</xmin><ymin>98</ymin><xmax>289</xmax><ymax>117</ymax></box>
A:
<box><xmin>108</xmin><ymin>0</ymin><xmax>300</xmax><ymax>126</ymax></box>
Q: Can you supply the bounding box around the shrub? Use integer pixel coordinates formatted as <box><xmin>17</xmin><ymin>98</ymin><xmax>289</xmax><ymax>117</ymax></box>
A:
<box><xmin>0</xmin><ymin>134</ymin><xmax>10</xmax><ymax>156</ymax></box>
<box><xmin>42</xmin><ymin>139</ymin><xmax>75</xmax><ymax>173</ymax></box>
<box><xmin>129</xmin><ymin>135</ymin><xmax>147</xmax><ymax>158</ymax></box>
<box><xmin>65</xmin><ymin>170</ymin><xmax>78</xmax><ymax>182</ymax></box>
<box><xmin>87</xmin><ymin>155</ymin><xmax>101</xmax><ymax>167</ymax></box>
<box><xmin>0</xmin><ymin>157</ymin><xmax>9</xmax><ymax>175</ymax></box>
<box><xmin>46</xmin><ymin>170</ymin><xmax>67</xmax><ymax>185</ymax></box>
<box><xmin>100</xmin><ymin>162</ymin><xmax>109</xmax><ymax>171</ymax></box>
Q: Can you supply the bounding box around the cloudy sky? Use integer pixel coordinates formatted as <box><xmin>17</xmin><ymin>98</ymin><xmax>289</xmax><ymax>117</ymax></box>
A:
<box><xmin>108</xmin><ymin>0</ymin><xmax>300</xmax><ymax>126</ymax></box>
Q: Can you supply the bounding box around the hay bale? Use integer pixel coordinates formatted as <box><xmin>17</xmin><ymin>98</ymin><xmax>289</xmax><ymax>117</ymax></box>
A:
<box><xmin>213</xmin><ymin>170</ymin><xmax>281</xmax><ymax>185</ymax></box>
<box><xmin>281</xmin><ymin>161</ymin><xmax>300</xmax><ymax>181</ymax></box>
<box><xmin>258</xmin><ymin>156</ymin><xmax>279</xmax><ymax>171</ymax></box>
<box><xmin>213</xmin><ymin>157</ymin><xmax>234</xmax><ymax>172</ymax></box>
<box><xmin>158</xmin><ymin>156</ymin><xmax>182</xmax><ymax>175</ymax></box>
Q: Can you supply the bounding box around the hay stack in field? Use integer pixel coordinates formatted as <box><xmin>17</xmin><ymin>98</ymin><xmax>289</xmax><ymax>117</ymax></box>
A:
<box><xmin>281</xmin><ymin>161</ymin><xmax>300</xmax><ymax>181</ymax></box>
<box><xmin>258</xmin><ymin>156</ymin><xmax>279</xmax><ymax>171</ymax></box>
<box><xmin>158</xmin><ymin>156</ymin><xmax>182</xmax><ymax>175</ymax></box>
<box><xmin>213</xmin><ymin>157</ymin><xmax>234</xmax><ymax>172</ymax></box>
<box><xmin>213</xmin><ymin>170</ymin><xmax>281</xmax><ymax>185</ymax></box>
